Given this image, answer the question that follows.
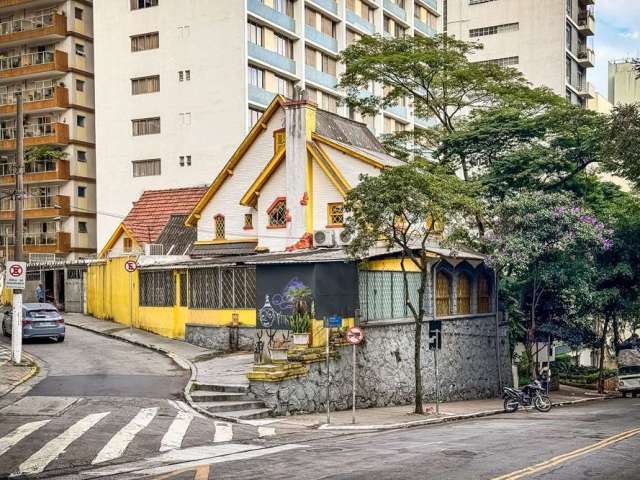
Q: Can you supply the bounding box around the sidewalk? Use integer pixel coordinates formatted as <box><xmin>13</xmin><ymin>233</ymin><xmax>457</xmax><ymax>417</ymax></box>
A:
<box><xmin>0</xmin><ymin>343</ymin><xmax>38</xmax><ymax>398</ymax></box>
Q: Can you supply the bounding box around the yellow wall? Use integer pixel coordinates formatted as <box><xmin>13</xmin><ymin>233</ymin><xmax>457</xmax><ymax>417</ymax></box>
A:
<box><xmin>364</xmin><ymin>258</ymin><xmax>423</xmax><ymax>272</ymax></box>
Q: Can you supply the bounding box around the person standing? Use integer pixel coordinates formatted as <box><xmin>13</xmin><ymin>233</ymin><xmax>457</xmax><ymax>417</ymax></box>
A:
<box><xmin>36</xmin><ymin>283</ymin><xmax>45</xmax><ymax>303</ymax></box>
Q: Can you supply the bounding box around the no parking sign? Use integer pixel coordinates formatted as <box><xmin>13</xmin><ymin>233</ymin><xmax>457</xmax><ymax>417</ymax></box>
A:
<box><xmin>5</xmin><ymin>261</ymin><xmax>26</xmax><ymax>290</ymax></box>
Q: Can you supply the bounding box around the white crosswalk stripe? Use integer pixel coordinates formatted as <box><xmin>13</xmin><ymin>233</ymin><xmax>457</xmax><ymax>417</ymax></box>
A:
<box><xmin>258</xmin><ymin>426</ymin><xmax>276</xmax><ymax>438</ymax></box>
<box><xmin>159</xmin><ymin>411</ymin><xmax>193</xmax><ymax>452</ymax></box>
<box><xmin>213</xmin><ymin>421</ymin><xmax>233</xmax><ymax>443</ymax></box>
<box><xmin>18</xmin><ymin>412</ymin><xmax>110</xmax><ymax>476</ymax></box>
<box><xmin>0</xmin><ymin>420</ymin><xmax>50</xmax><ymax>457</ymax></box>
<box><xmin>92</xmin><ymin>407</ymin><xmax>158</xmax><ymax>464</ymax></box>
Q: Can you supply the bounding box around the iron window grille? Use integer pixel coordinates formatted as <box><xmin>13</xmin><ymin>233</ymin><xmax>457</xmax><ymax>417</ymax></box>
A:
<box><xmin>139</xmin><ymin>271</ymin><xmax>175</xmax><ymax>307</ymax></box>
<box><xmin>268</xmin><ymin>199</ymin><xmax>287</xmax><ymax>227</ymax></box>
<box><xmin>358</xmin><ymin>270</ymin><xmax>421</xmax><ymax>321</ymax></box>
<box><xmin>189</xmin><ymin>267</ymin><xmax>256</xmax><ymax>309</ymax></box>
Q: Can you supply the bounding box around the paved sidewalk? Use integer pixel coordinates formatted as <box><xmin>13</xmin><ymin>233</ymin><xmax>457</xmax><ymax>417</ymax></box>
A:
<box><xmin>0</xmin><ymin>344</ymin><xmax>38</xmax><ymax>398</ymax></box>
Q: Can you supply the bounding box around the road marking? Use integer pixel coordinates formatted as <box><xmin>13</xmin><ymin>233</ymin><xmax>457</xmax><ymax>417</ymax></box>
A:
<box><xmin>18</xmin><ymin>412</ymin><xmax>110</xmax><ymax>475</ymax></box>
<box><xmin>258</xmin><ymin>426</ymin><xmax>276</xmax><ymax>437</ymax></box>
<box><xmin>92</xmin><ymin>407</ymin><xmax>157</xmax><ymax>464</ymax></box>
<box><xmin>0</xmin><ymin>420</ymin><xmax>50</xmax><ymax>457</ymax></box>
<box><xmin>213</xmin><ymin>422</ymin><xmax>233</xmax><ymax>443</ymax></box>
<box><xmin>160</xmin><ymin>411</ymin><xmax>194</xmax><ymax>452</ymax></box>
<box><xmin>492</xmin><ymin>426</ymin><xmax>640</xmax><ymax>480</ymax></box>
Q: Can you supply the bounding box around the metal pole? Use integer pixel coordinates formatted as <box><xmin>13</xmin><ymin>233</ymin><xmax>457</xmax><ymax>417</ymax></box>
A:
<box><xmin>11</xmin><ymin>92</ymin><xmax>23</xmax><ymax>364</ymax></box>
<box><xmin>434</xmin><ymin>329</ymin><xmax>440</xmax><ymax>415</ymax></box>
<box><xmin>129</xmin><ymin>268</ymin><xmax>133</xmax><ymax>330</ymax></box>
<box><xmin>326</xmin><ymin>320</ymin><xmax>330</xmax><ymax>425</ymax></box>
<box><xmin>352</xmin><ymin>343</ymin><xmax>356</xmax><ymax>424</ymax></box>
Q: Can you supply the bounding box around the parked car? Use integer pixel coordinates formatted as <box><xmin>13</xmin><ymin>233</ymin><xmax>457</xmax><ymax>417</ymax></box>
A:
<box><xmin>1</xmin><ymin>303</ymin><xmax>65</xmax><ymax>342</ymax></box>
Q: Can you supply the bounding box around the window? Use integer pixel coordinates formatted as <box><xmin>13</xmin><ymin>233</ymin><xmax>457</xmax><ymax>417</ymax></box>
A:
<box><xmin>131</xmin><ymin>32</ymin><xmax>159</xmax><ymax>52</ymax></box>
<box><xmin>76</xmin><ymin>115</ymin><xmax>86</xmax><ymax>127</ymax></box>
<box><xmin>478</xmin><ymin>275</ymin><xmax>491</xmax><ymax>313</ymax></box>
<box><xmin>248</xmin><ymin>107</ymin><xmax>262</xmax><ymax>130</ymax></box>
<box><xmin>436</xmin><ymin>272</ymin><xmax>450</xmax><ymax>316</ymax></box>
<box><xmin>267</xmin><ymin>198</ymin><xmax>287</xmax><ymax>228</ymax></box>
<box><xmin>77</xmin><ymin>150</ymin><xmax>87</xmax><ymax>162</ymax></box>
<box><xmin>76</xmin><ymin>79</ymin><xmax>85</xmax><ymax>92</ymax></box>
<box><xmin>132</xmin><ymin>158</ymin><xmax>161</xmax><ymax>177</ymax></box>
<box><xmin>566</xmin><ymin>57</ymin><xmax>571</xmax><ymax>83</ymax></box>
<box><xmin>139</xmin><ymin>271</ymin><xmax>175</xmax><ymax>307</ymax></box>
<box><xmin>274</xmin><ymin>129</ymin><xmax>285</xmax><ymax>151</ymax></box>
<box><xmin>456</xmin><ymin>273</ymin><xmax>471</xmax><ymax>314</ymax></box>
<box><xmin>77</xmin><ymin>186</ymin><xmax>86</xmax><ymax>198</ymax></box>
<box><xmin>75</xmin><ymin>7</ymin><xmax>83</xmax><ymax>20</ymax></box>
<box><xmin>189</xmin><ymin>267</ymin><xmax>256</xmax><ymax>309</ymax></box>
<box><xmin>478</xmin><ymin>56</ymin><xmax>519</xmax><ymax>67</ymax></box>
<box><xmin>305</xmin><ymin>8</ymin><xmax>336</xmax><ymax>38</ymax></box>
<box><xmin>131</xmin><ymin>0</ymin><xmax>158</xmax><ymax>10</ymax></box>
<box><xmin>78</xmin><ymin>221</ymin><xmax>87</xmax><ymax>234</ymax></box>
<box><xmin>247</xmin><ymin>22</ymin><xmax>263</xmax><ymax>46</ymax></box>
<box><xmin>214</xmin><ymin>215</ymin><xmax>225</xmax><ymax>239</ymax></box>
<box><xmin>178</xmin><ymin>71</ymin><xmax>184</xmax><ymax>82</ymax></box>
<box><xmin>132</xmin><ymin>117</ymin><xmax>161</xmax><ymax>136</ymax></box>
<box><xmin>179</xmin><ymin>155</ymin><xmax>184</xmax><ymax>166</ymax></box>
<box><xmin>131</xmin><ymin>75</ymin><xmax>160</xmax><ymax>95</ymax></box>
<box><xmin>305</xmin><ymin>47</ymin><xmax>336</xmax><ymax>75</ymax></box>
<box><xmin>566</xmin><ymin>0</ymin><xmax>572</xmax><ymax>16</ymax></box>
<box><xmin>75</xmin><ymin>43</ymin><xmax>85</xmax><ymax>57</ymax></box>
<box><xmin>177</xmin><ymin>25</ymin><xmax>190</xmax><ymax>39</ymax></box>
<box><xmin>247</xmin><ymin>66</ymin><xmax>264</xmax><ymax>88</ymax></box>
<box><xmin>185</xmin><ymin>70</ymin><xmax>190</xmax><ymax>81</ymax></box>
<box><xmin>275</xmin><ymin>34</ymin><xmax>293</xmax><ymax>58</ymax></box>
<box><xmin>469</xmin><ymin>23</ymin><xmax>519</xmax><ymax>38</ymax></box>
<box><xmin>179</xmin><ymin>155</ymin><xmax>192</xmax><ymax>166</ymax></box>
<box><xmin>123</xmin><ymin>237</ymin><xmax>133</xmax><ymax>252</ymax></box>
<box><xmin>327</xmin><ymin>203</ymin><xmax>344</xmax><ymax>226</ymax></box>
<box><xmin>566</xmin><ymin>24</ymin><xmax>572</xmax><ymax>51</ymax></box>
<box><xmin>244</xmin><ymin>213</ymin><xmax>253</xmax><ymax>230</ymax></box>
<box><xmin>179</xmin><ymin>112</ymin><xmax>191</xmax><ymax>126</ymax></box>
<box><xmin>186</xmin><ymin>155</ymin><xmax>191</xmax><ymax>166</ymax></box>
<box><xmin>276</xmin><ymin>75</ymin><xmax>292</xmax><ymax>96</ymax></box>
<box><xmin>273</xmin><ymin>0</ymin><xmax>294</xmax><ymax>16</ymax></box>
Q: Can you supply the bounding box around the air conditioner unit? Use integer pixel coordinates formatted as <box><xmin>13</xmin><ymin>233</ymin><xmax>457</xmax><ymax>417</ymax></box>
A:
<box><xmin>313</xmin><ymin>229</ymin><xmax>336</xmax><ymax>248</ymax></box>
<box><xmin>337</xmin><ymin>228</ymin><xmax>353</xmax><ymax>245</ymax></box>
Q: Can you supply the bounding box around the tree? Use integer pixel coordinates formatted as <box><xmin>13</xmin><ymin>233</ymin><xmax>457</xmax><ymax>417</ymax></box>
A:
<box><xmin>343</xmin><ymin>161</ymin><xmax>480</xmax><ymax>413</ymax></box>
<box><xmin>604</xmin><ymin>103</ymin><xmax>640</xmax><ymax>189</ymax></box>
<box><xmin>485</xmin><ymin>192</ymin><xmax>612</xmax><ymax>380</ymax></box>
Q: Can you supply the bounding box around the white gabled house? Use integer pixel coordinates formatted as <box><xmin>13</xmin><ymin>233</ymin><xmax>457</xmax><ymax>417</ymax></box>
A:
<box><xmin>185</xmin><ymin>95</ymin><xmax>402</xmax><ymax>255</ymax></box>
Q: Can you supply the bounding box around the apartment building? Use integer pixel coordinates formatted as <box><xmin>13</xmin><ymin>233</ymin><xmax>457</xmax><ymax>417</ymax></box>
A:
<box><xmin>0</xmin><ymin>0</ymin><xmax>96</xmax><ymax>262</ymax></box>
<box><xmin>445</xmin><ymin>0</ymin><xmax>595</xmax><ymax>107</ymax></box>
<box><xmin>94</xmin><ymin>0</ymin><xmax>442</xmax><ymax>248</ymax></box>
<box><xmin>608</xmin><ymin>59</ymin><xmax>640</xmax><ymax>106</ymax></box>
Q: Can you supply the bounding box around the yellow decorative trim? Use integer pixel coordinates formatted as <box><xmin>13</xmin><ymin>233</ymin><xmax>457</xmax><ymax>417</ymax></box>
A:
<box><xmin>98</xmin><ymin>223</ymin><xmax>140</xmax><ymax>259</ymax></box>
<box><xmin>312</xmin><ymin>142</ymin><xmax>352</xmax><ymax>193</ymax></box>
<box><xmin>312</xmin><ymin>133</ymin><xmax>386</xmax><ymax>170</ymax></box>
<box><xmin>306</xmin><ymin>152</ymin><xmax>314</xmax><ymax>233</ymax></box>
<box><xmin>239</xmin><ymin>148</ymin><xmax>286</xmax><ymax>207</ymax></box>
<box><xmin>194</xmin><ymin>238</ymin><xmax>258</xmax><ymax>245</ymax></box>
<box><xmin>185</xmin><ymin>96</ymin><xmax>286</xmax><ymax>226</ymax></box>
<box><xmin>307</xmin><ymin>143</ymin><xmax>350</xmax><ymax>197</ymax></box>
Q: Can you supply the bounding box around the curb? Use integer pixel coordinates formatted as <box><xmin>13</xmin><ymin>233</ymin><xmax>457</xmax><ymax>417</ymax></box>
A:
<box><xmin>0</xmin><ymin>350</ymin><xmax>40</xmax><ymax>399</ymax></box>
<box><xmin>316</xmin><ymin>395</ymin><xmax>613</xmax><ymax>431</ymax></box>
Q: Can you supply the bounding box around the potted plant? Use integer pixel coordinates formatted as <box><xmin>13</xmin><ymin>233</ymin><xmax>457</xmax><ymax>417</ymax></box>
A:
<box><xmin>289</xmin><ymin>312</ymin><xmax>310</xmax><ymax>347</ymax></box>
<box><xmin>268</xmin><ymin>334</ymin><xmax>289</xmax><ymax>363</ymax></box>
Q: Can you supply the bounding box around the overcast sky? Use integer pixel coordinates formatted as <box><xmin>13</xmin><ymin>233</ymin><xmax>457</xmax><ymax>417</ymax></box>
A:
<box><xmin>591</xmin><ymin>0</ymin><xmax>640</xmax><ymax>97</ymax></box>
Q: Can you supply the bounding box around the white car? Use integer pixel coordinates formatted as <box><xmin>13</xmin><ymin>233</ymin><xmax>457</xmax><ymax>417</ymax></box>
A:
<box><xmin>618</xmin><ymin>365</ymin><xmax>640</xmax><ymax>397</ymax></box>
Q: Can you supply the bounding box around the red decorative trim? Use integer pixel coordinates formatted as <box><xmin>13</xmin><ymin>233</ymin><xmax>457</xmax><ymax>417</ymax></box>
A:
<box><xmin>325</xmin><ymin>224</ymin><xmax>344</xmax><ymax>228</ymax></box>
<box><xmin>266</xmin><ymin>196</ymin><xmax>286</xmax><ymax>214</ymax></box>
<box><xmin>285</xmin><ymin>208</ymin><xmax>292</xmax><ymax>223</ymax></box>
<box><xmin>214</xmin><ymin>213</ymin><xmax>224</xmax><ymax>219</ymax></box>
<box><xmin>243</xmin><ymin>225</ymin><xmax>254</xmax><ymax>230</ymax></box>
<box><xmin>300</xmin><ymin>192</ymin><xmax>308</xmax><ymax>206</ymax></box>
<box><xmin>266</xmin><ymin>224</ymin><xmax>287</xmax><ymax>229</ymax></box>
<box><xmin>286</xmin><ymin>232</ymin><xmax>313</xmax><ymax>252</ymax></box>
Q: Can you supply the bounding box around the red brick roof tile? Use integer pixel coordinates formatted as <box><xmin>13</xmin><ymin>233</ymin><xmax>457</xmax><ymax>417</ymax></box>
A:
<box><xmin>123</xmin><ymin>186</ymin><xmax>208</xmax><ymax>244</ymax></box>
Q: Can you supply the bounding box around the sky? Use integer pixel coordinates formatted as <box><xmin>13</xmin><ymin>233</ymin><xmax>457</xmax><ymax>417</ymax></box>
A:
<box><xmin>591</xmin><ymin>0</ymin><xmax>640</xmax><ymax>97</ymax></box>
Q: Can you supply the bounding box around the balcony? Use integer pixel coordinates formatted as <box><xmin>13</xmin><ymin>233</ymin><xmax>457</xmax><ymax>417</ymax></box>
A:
<box><xmin>248</xmin><ymin>84</ymin><xmax>277</xmax><ymax>107</ymax></box>
<box><xmin>305</xmin><ymin>65</ymin><xmax>337</xmax><ymax>90</ymax></box>
<box><xmin>0</xmin><ymin>194</ymin><xmax>70</xmax><ymax>221</ymax></box>
<box><xmin>0</xmin><ymin>121</ymin><xmax>69</xmax><ymax>150</ymax></box>
<box><xmin>308</xmin><ymin>0</ymin><xmax>338</xmax><ymax>15</ymax></box>
<box><xmin>247</xmin><ymin>42</ymin><xmax>296</xmax><ymax>74</ymax></box>
<box><xmin>384</xmin><ymin>0</ymin><xmax>407</xmax><ymax>22</ymax></box>
<box><xmin>0</xmin><ymin>50</ymin><xmax>68</xmax><ymax>82</ymax></box>
<box><xmin>0</xmin><ymin>231</ymin><xmax>70</xmax><ymax>256</ymax></box>
<box><xmin>414</xmin><ymin>116</ymin><xmax>430</xmax><ymax>128</ymax></box>
<box><xmin>414</xmin><ymin>18</ymin><xmax>436</xmax><ymax>36</ymax></box>
<box><xmin>346</xmin><ymin>10</ymin><xmax>375</xmax><ymax>35</ymax></box>
<box><xmin>305</xmin><ymin>25</ymin><xmax>338</xmax><ymax>53</ymax></box>
<box><xmin>424</xmin><ymin>0</ymin><xmax>438</xmax><ymax>11</ymax></box>
<box><xmin>577</xmin><ymin>47</ymin><xmax>595</xmax><ymax>68</ymax></box>
<box><xmin>0</xmin><ymin>85</ymin><xmax>68</xmax><ymax>116</ymax></box>
<box><xmin>577</xmin><ymin>11</ymin><xmax>595</xmax><ymax>36</ymax></box>
<box><xmin>576</xmin><ymin>81</ymin><xmax>594</xmax><ymax>99</ymax></box>
<box><xmin>0</xmin><ymin>158</ymin><xmax>69</xmax><ymax>186</ymax></box>
<box><xmin>247</xmin><ymin>0</ymin><xmax>296</xmax><ymax>33</ymax></box>
<box><xmin>0</xmin><ymin>13</ymin><xmax>66</xmax><ymax>48</ymax></box>
<box><xmin>385</xmin><ymin>104</ymin><xmax>408</xmax><ymax>119</ymax></box>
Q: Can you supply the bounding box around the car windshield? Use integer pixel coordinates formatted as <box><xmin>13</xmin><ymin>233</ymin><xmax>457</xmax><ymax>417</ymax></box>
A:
<box><xmin>26</xmin><ymin>309</ymin><xmax>58</xmax><ymax>319</ymax></box>
<box><xmin>619</xmin><ymin>365</ymin><xmax>640</xmax><ymax>375</ymax></box>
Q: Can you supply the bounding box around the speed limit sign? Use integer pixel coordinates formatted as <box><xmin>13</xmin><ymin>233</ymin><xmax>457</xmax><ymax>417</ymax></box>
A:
<box><xmin>124</xmin><ymin>260</ymin><xmax>138</xmax><ymax>273</ymax></box>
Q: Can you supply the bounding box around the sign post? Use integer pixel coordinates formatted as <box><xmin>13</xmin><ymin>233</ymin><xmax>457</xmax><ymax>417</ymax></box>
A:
<box><xmin>324</xmin><ymin>315</ymin><xmax>342</xmax><ymax>425</ymax></box>
<box><xmin>124</xmin><ymin>260</ymin><xmax>138</xmax><ymax>330</ymax></box>
<box><xmin>429</xmin><ymin>320</ymin><xmax>442</xmax><ymax>415</ymax></box>
<box><xmin>6</xmin><ymin>261</ymin><xmax>26</xmax><ymax>364</ymax></box>
<box><xmin>346</xmin><ymin>326</ymin><xmax>364</xmax><ymax>424</ymax></box>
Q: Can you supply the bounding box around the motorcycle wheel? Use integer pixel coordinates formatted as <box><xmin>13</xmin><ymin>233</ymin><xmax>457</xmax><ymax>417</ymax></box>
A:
<box><xmin>504</xmin><ymin>398</ymin><xmax>519</xmax><ymax>413</ymax></box>
<box><xmin>534</xmin><ymin>395</ymin><xmax>552</xmax><ymax>412</ymax></box>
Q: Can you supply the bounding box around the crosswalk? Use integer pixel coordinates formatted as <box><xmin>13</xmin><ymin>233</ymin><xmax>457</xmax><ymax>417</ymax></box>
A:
<box><xmin>0</xmin><ymin>402</ymin><xmax>276</xmax><ymax>477</ymax></box>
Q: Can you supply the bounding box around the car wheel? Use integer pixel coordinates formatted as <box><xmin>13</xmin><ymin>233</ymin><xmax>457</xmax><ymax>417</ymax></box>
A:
<box><xmin>58</xmin><ymin>335</ymin><xmax>65</xmax><ymax>343</ymax></box>
<box><xmin>622</xmin><ymin>392</ymin><xmax>628</xmax><ymax>398</ymax></box>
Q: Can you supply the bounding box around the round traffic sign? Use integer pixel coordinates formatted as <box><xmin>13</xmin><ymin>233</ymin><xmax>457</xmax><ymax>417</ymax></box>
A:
<box><xmin>9</xmin><ymin>264</ymin><xmax>23</xmax><ymax>277</ymax></box>
<box><xmin>346</xmin><ymin>326</ymin><xmax>364</xmax><ymax>345</ymax></box>
<box><xmin>124</xmin><ymin>260</ymin><xmax>138</xmax><ymax>273</ymax></box>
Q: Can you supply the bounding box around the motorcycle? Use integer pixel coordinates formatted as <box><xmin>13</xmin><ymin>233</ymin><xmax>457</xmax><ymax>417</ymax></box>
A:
<box><xmin>503</xmin><ymin>380</ymin><xmax>552</xmax><ymax>413</ymax></box>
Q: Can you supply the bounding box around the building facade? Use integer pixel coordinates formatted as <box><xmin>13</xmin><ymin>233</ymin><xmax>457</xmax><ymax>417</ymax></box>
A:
<box><xmin>0</xmin><ymin>0</ymin><xmax>96</xmax><ymax>262</ymax></box>
<box><xmin>608</xmin><ymin>59</ymin><xmax>640</xmax><ymax>106</ymax></box>
<box><xmin>94</xmin><ymin>0</ymin><xmax>442</xmax><ymax>249</ymax></box>
<box><xmin>445</xmin><ymin>0</ymin><xmax>595</xmax><ymax>107</ymax></box>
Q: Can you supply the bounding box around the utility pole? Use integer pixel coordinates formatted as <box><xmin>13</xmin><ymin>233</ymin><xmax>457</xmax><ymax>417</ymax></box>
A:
<box><xmin>11</xmin><ymin>92</ymin><xmax>24</xmax><ymax>364</ymax></box>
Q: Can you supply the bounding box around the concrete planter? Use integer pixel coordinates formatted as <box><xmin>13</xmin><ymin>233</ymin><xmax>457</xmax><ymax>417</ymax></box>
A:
<box><xmin>269</xmin><ymin>347</ymin><xmax>289</xmax><ymax>363</ymax></box>
<box><xmin>293</xmin><ymin>333</ymin><xmax>310</xmax><ymax>347</ymax></box>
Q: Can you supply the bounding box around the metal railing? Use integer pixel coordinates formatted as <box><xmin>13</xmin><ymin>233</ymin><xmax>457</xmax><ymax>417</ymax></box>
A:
<box><xmin>0</xmin><ymin>231</ymin><xmax>57</xmax><ymax>246</ymax></box>
<box><xmin>0</xmin><ymin>14</ymin><xmax>55</xmax><ymax>37</ymax></box>
<box><xmin>0</xmin><ymin>50</ymin><xmax>54</xmax><ymax>72</ymax></box>
<box><xmin>0</xmin><ymin>85</ymin><xmax>55</xmax><ymax>106</ymax></box>
<box><xmin>0</xmin><ymin>122</ymin><xmax>56</xmax><ymax>140</ymax></box>
<box><xmin>0</xmin><ymin>159</ymin><xmax>57</xmax><ymax>176</ymax></box>
<box><xmin>0</xmin><ymin>194</ymin><xmax>56</xmax><ymax>211</ymax></box>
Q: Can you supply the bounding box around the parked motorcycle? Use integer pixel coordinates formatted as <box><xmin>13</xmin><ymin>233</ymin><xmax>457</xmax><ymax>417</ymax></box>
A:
<box><xmin>503</xmin><ymin>380</ymin><xmax>552</xmax><ymax>413</ymax></box>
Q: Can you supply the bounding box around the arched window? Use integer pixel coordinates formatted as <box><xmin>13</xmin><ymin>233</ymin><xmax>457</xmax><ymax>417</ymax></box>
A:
<box><xmin>214</xmin><ymin>214</ymin><xmax>225</xmax><ymax>240</ymax></box>
<box><xmin>478</xmin><ymin>274</ymin><xmax>491</xmax><ymax>313</ymax></box>
<box><xmin>436</xmin><ymin>272</ymin><xmax>450</xmax><ymax>316</ymax></box>
<box><xmin>457</xmin><ymin>273</ymin><xmax>471</xmax><ymax>314</ymax></box>
<box><xmin>267</xmin><ymin>197</ymin><xmax>287</xmax><ymax>228</ymax></box>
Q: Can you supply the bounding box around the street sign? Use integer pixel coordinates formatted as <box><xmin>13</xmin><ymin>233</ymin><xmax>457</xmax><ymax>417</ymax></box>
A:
<box><xmin>5</xmin><ymin>261</ymin><xmax>26</xmax><ymax>290</ymax></box>
<box><xmin>428</xmin><ymin>320</ymin><xmax>442</xmax><ymax>350</ymax></box>
<box><xmin>346</xmin><ymin>326</ymin><xmax>364</xmax><ymax>345</ymax></box>
<box><xmin>124</xmin><ymin>260</ymin><xmax>138</xmax><ymax>273</ymax></box>
<box><xmin>325</xmin><ymin>315</ymin><xmax>342</xmax><ymax>328</ymax></box>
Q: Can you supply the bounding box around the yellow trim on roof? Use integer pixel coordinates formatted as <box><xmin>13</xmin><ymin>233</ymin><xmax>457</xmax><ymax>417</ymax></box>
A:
<box><xmin>239</xmin><ymin>147</ymin><xmax>286</xmax><ymax>208</ymax></box>
<box><xmin>98</xmin><ymin>223</ymin><xmax>140</xmax><ymax>259</ymax></box>
<box><xmin>185</xmin><ymin>95</ymin><xmax>286</xmax><ymax>226</ymax></box>
<box><xmin>310</xmin><ymin>142</ymin><xmax>352</xmax><ymax>195</ymax></box>
<box><xmin>312</xmin><ymin>133</ymin><xmax>386</xmax><ymax>170</ymax></box>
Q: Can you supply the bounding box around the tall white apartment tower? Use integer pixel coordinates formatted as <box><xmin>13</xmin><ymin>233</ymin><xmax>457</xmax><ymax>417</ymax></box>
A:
<box><xmin>94</xmin><ymin>0</ymin><xmax>442</xmax><ymax>248</ymax></box>
<box><xmin>445</xmin><ymin>0</ymin><xmax>595</xmax><ymax>106</ymax></box>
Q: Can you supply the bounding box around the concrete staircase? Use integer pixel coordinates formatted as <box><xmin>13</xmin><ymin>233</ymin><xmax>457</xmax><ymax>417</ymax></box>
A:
<box><xmin>190</xmin><ymin>383</ymin><xmax>272</xmax><ymax>420</ymax></box>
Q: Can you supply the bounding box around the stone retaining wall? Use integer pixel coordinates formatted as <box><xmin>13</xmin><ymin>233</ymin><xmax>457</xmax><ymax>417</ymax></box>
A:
<box><xmin>249</xmin><ymin>315</ymin><xmax>513</xmax><ymax>415</ymax></box>
<box><xmin>185</xmin><ymin>324</ymin><xmax>255</xmax><ymax>354</ymax></box>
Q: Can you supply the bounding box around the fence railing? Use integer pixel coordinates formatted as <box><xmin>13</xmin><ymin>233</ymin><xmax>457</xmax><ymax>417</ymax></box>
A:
<box><xmin>0</xmin><ymin>159</ymin><xmax>57</xmax><ymax>176</ymax></box>
<box><xmin>0</xmin><ymin>121</ymin><xmax>56</xmax><ymax>140</ymax></box>
<box><xmin>0</xmin><ymin>231</ymin><xmax>58</xmax><ymax>246</ymax></box>
<box><xmin>0</xmin><ymin>85</ymin><xmax>55</xmax><ymax>106</ymax></box>
<box><xmin>0</xmin><ymin>194</ymin><xmax>55</xmax><ymax>211</ymax></box>
<box><xmin>0</xmin><ymin>13</ymin><xmax>55</xmax><ymax>36</ymax></box>
<box><xmin>0</xmin><ymin>50</ymin><xmax>54</xmax><ymax>71</ymax></box>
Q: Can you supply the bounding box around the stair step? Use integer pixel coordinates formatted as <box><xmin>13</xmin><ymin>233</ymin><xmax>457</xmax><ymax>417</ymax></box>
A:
<box><xmin>215</xmin><ymin>408</ymin><xmax>272</xmax><ymax>420</ymax></box>
<box><xmin>190</xmin><ymin>391</ymin><xmax>251</xmax><ymax>402</ymax></box>
<box><xmin>196</xmin><ymin>400</ymin><xmax>267</xmax><ymax>413</ymax></box>
<box><xmin>193</xmin><ymin>383</ymin><xmax>248</xmax><ymax>393</ymax></box>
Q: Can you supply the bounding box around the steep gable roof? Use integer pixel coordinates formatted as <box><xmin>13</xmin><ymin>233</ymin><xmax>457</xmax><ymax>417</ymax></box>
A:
<box><xmin>155</xmin><ymin>214</ymin><xmax>198</xmax><ymax>256</ymax></box>
<box><xmin>315</xmin><ymin>109</ymin><xmax>386</xmax><ymax>153</ymax></box>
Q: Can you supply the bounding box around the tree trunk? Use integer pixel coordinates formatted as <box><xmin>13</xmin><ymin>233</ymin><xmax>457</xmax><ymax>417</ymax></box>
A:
<box><xmin>598</xmin><ymin>315</ymin><xmax>611</xmax><ymax>394</ymax></box>
<box><xmin>528</xmin><ymin>303</ymin><xmax>537</xmax><ymax>381</ymax></box>
<box><xmin>612</xmin><ymin>314</ymin><xmax>620</xmax><ymax>355</ymax></box>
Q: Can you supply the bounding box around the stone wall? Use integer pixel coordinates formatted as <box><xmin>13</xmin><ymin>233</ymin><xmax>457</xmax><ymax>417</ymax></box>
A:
<box><xmin>185</xmin><ymin>324</ymin><xmax>255</xmax><ymax>354</ymax></box>
<box><xmin>248</xmin><ymin>315</ymin><xmax>513</xmax><ymax>415</ymax></box>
